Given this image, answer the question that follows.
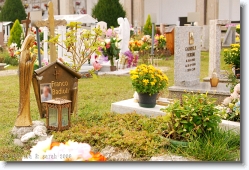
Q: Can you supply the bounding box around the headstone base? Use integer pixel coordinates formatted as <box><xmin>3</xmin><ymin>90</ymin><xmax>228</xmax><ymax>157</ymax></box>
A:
<box><xmin>168</xmin><ymin>82</ymin><xmax>230</xmax><ymax>104</ymax></box>
<box><xmin>111</xmin><ymin>99</ymin><xmax>166</xmax><ymax>117</ymax></box>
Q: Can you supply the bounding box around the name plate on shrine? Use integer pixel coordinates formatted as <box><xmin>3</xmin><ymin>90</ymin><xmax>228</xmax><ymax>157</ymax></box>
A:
<box><xmin>32</xmin><ymin>61</ymin><xmax>82</xmax><ymax>118</ymax></box>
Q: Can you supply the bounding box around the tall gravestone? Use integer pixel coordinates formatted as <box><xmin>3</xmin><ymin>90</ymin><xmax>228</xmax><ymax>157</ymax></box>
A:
<box><xmin>208</xmin><ymin>19</ymin><xmax>230</xmax><ymax>77</ymax></box>
<box><xmin>174</xmin><ymin>26</ymin><xmax>202</xmax><ymax>87</ymax></box>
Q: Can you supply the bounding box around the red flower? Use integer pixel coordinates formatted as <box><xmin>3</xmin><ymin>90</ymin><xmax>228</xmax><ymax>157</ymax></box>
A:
<box><xmin>106</xmin><ymin>44</ymin><xmax>110</xmax><ymax>49</ymax></box>
<box><xmin>88</xmin><ymin>151</ymin><xmax>106</xmax><ymax>161</ymax></box>
<box><xmin>33</xmin><ymin>42</ymin><xmax>37</xmax><ymax>46</ymax></box>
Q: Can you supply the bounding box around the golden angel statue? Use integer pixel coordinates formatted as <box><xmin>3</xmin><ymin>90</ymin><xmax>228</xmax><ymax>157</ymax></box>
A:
<box><xmin>15</xmin><ymin>34</ymin><xmax>36</xmax><ymax>127</ymax></box>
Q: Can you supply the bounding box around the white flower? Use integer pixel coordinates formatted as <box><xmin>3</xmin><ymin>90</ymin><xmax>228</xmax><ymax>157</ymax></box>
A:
<box><xmin>231</xmin><ymin>92</ymin><xmax>239</xmax><ymax>99</ymax></box>
<box><xmin>105</xmin><ymin>38</ymin><xmax>111</xmax><ymax>44</ymax></box>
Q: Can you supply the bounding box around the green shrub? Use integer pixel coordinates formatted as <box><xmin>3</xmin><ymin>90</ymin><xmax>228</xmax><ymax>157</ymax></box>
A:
<box><xmin>0</xmin><ymin>0</ymin><xmax>26</xmax><ymax>23</ymax></box>
<box><xmin>4</xmin><ymin>55</ymin><xmax>18</xmax><ymax>66</ymax></box>
<box><xmin>162</xmin><ymin>93</ymin><xmax>221</xmax><ymax>141</ymax></box>
<box><xmin>53</xmin><ymin>112</ymin><xmax>168</xmax><ymax>159</ymax></box>
<box><xmin>92</xmin><ymin>0</ymin><xmax>126</xmax><ymax>28</ymax></box>
<box><xmin>143</xmin><ymin>15</ymin><xmax>156</xmax><ymax>36</ymax></box>
<box><xmin>8</xmin><ymin>19</ymin><xmax>23</xmax><ymax>48</ymax></box>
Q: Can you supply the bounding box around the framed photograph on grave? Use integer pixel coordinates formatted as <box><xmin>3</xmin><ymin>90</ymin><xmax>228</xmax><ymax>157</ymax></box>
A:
<box><xmin>189</xmin><ymin>32</ymin><xmax>194</xmax><ymax>45</ymax></box>
<box><xmin>40</xmin><ymin>83</ymin><xmax>53</xmax><ymax>102</ymax></box>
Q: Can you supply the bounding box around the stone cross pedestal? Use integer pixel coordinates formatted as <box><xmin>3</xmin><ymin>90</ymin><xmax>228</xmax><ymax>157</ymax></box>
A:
<box><xmin>208</xmin><ymin>19</ymin><xmax>230</xmax><ymax>77</ymax></box>
<box><xmin>34</xmin><ymin>1</ymin><xmax>67</xmax><ymax>63</ymax></box>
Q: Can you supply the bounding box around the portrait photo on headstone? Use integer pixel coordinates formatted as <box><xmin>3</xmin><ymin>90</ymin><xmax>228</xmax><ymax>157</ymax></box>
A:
<box><xmin>40</xmin><ymin>83</ymin><xmax>52</xmax><ymax>102</ymax></box>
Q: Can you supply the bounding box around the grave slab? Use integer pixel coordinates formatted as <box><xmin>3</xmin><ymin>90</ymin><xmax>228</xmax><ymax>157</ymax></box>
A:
<box><xmin>168</xmin><ymin>82</ymin><xmax>230</xmax><ymax>104</ymax></box>
<box><xmin>111</xmin><ymin>99</ymin><xmax>166</xmax><ymax>117</ymax></box>
<box><xmin>219</xmin><ymin>120</ymin><xmax>240</xmax><ymax>134</ymax></box>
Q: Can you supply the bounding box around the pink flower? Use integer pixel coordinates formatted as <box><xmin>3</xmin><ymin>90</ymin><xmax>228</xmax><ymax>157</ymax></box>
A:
<box><xmin>93</xmin><ymin>61</ymin><xmax>102</xmax><ymax>71</ymax></box>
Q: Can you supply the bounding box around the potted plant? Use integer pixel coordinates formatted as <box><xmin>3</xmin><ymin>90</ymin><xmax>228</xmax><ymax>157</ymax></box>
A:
<box><xmin>102</xmin><ymin>29</ymin><xmax>120</xmax><ymax>71</ymax></box>
<box><xmin>161</xmin><ymin>93</ymin><xmax>221</xmax><ymax>145</ymax></box>
<box><xmin>49</xmin><ymin>22</ymin><xmax>104</xmax><ymax>72</ymax></box>
<box><xmin>130</xmin><ymin>64</ymin><xmax>168</xmax><ymax>108</ymax></box>
<box><xmin>224</xmin><ymin>43</ymin><xmax>240</xmax><ymax>79</ymax></box>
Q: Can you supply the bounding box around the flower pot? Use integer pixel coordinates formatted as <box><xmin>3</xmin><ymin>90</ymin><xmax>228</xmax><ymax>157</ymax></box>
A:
<box><xmin>138</xmin><ymin>93</ymin><xmax>158</xmax><ymax>108</ymax></box>
<box><xmin>110</xmin><ymin>66</ymin><xmax>116</xmax><ymax>72</ymax></box>
<box><xmin>210</xmin><ymin>77</ymin><xmax>219</xmax><ymax>87</ymax></box>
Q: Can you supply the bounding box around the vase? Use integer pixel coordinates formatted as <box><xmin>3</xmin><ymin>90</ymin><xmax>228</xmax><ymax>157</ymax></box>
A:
<box><xmin>110</xmin><ymin>66</ymin><xmax>116</xmax><ymax>71</ymax></box>
<box><xmin>210</xmin><ymin>77</ymin><xmax>219</xmax><ymax>87</ymax></box>
<box><xmin>138</xmin><ymin>93</ymin><xmax>158</xmax><ymax>108</ymax></box>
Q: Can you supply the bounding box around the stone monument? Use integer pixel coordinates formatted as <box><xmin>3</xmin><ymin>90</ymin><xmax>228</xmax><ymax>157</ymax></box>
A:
<box><xmin>15</xmin><ymin>35</ymin><xmax>37</xmax><ymax>127</ymax></box>
<box><xmin>168</xmin><ymin>26</ymin><xmax>230</xmax><ymax>104</ymax></box>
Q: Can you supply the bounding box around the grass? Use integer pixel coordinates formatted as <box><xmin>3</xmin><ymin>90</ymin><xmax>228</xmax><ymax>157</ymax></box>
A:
<box><xmin>0</xmin><ymin>49</ymin><xmax>239</xmax><ymax>161</ymax></box>
<box><xmin>166</xmin><ymin>128</ymin><xmax>240</xmax><ymax>161</ymax></box>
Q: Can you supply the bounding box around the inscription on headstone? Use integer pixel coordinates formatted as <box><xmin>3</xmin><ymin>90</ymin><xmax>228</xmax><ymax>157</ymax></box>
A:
<box><xmin>174</xmin><ymin>26</ymin><xmax>202</xmax><ymax>87</ymax></box>
<box><xmin>32</xmin><ymin>61</ymin><xmax>82</xmax><ymax>118</ymax></box>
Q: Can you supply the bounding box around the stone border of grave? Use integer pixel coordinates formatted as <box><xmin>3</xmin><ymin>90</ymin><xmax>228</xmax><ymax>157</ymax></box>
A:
<box><xmin>111</xmin><ymin>98</ymin><xmax>240</xmax><ymax>134</ymax></box>
<box><xmin>0</xmin><ymin>63</ymin><xmax>6</xmax><ymax>70</ymax></box>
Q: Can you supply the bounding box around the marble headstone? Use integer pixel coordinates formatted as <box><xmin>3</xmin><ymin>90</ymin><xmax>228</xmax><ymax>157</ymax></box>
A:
<box><xmin>174</xmin><ymin>26</ymin><xmax>202</xmax><ymax>87</ymax></box>
<box><xmin>201</xmin><ymin>25</ymin><xmax>209</xmax><ymax>51</ymax></box>
<box><xmin>209</xmin><ymin>20</ymin><xmax>230</xmax><ymax>77</ymax></box>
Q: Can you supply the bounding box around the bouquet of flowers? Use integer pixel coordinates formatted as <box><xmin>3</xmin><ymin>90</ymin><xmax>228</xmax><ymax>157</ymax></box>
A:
<box><xmin>129</xmin><ymin>39</ymin><xmax>143</xmax><ymax>52</ymax></box>
<box><xmin>8</xmin><ymin>43</ymin><xmax>20</xmax><ymax>58</ymax></box>
<box><xmin>130</xmin><ymin>64</ymin><xmax>168</xmax><ymax>95</ymax></box>
<box><xmin>154</xmin><ymin>34</ymin><xmax>166</xmax><ymax>49</ymax></box>
<box><xmin>22</xmin><ymin>136</ymin><xmax>106</xmax><ymax>161</ymax></box>
<box><xmin>217</xmin><ymin>83</ymin><xmax>240</xmax><ymax>122</ymax></box>
<box><xmin>102</xmin><ymin>28</ymin><xmax>120</xmax><ymax>66</ymax></box>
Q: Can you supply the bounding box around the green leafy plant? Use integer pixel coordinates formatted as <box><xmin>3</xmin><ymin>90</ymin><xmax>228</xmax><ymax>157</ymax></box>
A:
<box><xmin>224</xmin><ymin>44</ymin><xmax>240</xmax><ymax>68</ymax></box>
<box><xmin>8</xmin><ymin>19</ymin><xmax>23</xmax><ymax>48</ymax></box>
<box><xmin>92</xmin><ymin>0</ymin><xmax>126</xmax><ymax>28</ymax></box>
<box><xmin>162</xmin><ymin>93</ymin><xmax>221</xmax><ymax>141</ymax></box>
<box><xmin>0</xmin><ymin>0</ymin><xmax>26</xmax><ymax>23</ymax></box>
<box><xmin>49</xmin><ymin>22</ymin><xmax>104</xmax><ymax>72</ymax></box>
<box><xmin>130</xmin><ymin>64</ymin><xmax>168</xmax><ymax>95</ymax></box>
<box><xmin>3</xmin><ymin>55</ymin><xmax>18</xmax><ymax>66</ymax></box>
<box><xmin>236</xmin><ymin>24</ymin><xmax>240</xmax><ymax>34</ymax></box>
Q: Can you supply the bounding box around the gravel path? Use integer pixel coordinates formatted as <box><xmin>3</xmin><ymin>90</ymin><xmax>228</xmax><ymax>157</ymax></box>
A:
<box><xmin>0</xmin><ymin>69</ymin><xmax>18</xmax><ymax>77</ymax></box>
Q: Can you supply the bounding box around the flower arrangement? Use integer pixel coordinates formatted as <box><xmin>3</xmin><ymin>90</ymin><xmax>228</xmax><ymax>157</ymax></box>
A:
<box><xmin>102</xmin><ymin>28</ymin><xmax>120</xmax><ymax>66</ymax></box>
<box><xmin>224</xmin><ymin>43</ymin><xmax>240</xmax><ymax>69</ymax></box>
<box><xmin>130</xmin><ymin>64</ymin><xmax>168</xmax><ymax>95</ymax></box>
<box><xmin>75</xmin><ymin>1</ymin><xmax>81</xmax><ymax>6</ymax></box>
<box><xmin>49</xmin><ymin>22</ymin><xmax>104</xmax><ymax>72</ymax></box>
<box><xmin>44</xmin><ymin>3</ymin><xmax>48</xmax><ymax>8</ymax></box>
<box><xmin>154</xmin><ymin>34</ymin><xmax>166</xmax><ymax>49</ymax></box>
<box><xmin>8</xmin><ymin>43</ymin><xmax>20</xmax><ymax>59</ymax></box>
<box><xmin>129</xmin><ymin>39</ymin><xmax>143</xmax><ymax>52</ymax></box>
<box><xmin>22</xmin><ymin>136</ymin><xmax>106</xmax><ymax>161</ymax></box>
<box><xmin>217</xmin><ymin>83</ymin><xmax>240</xmax><ymax>122</ymax></box>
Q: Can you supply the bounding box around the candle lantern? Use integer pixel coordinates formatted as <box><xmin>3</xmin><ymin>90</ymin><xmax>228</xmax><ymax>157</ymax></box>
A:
<box><xmin>43</xmin><ymin>99</ymin><xmax>72</xmax><ymax>131</ymax></box>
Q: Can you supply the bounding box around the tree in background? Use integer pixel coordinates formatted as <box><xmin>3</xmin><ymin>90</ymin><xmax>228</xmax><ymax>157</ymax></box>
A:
<box><xmin>8</xmin><ymin>19</ymin><xmax>23</xmax><ymax>48</ymax></box>
<box><xmin>92</xmin><ymin>0</ymin><xmax>126</xmax><ymax>28</ymax></box>
<box><xmin>0</xmin><ymin>0</ymin><xmax>26</xmax><ymax>23</ymax></box>
<box><xmin>143</xmin><ymin>15</ymin><xmax>156</xmax><ymax>36</ymax></box>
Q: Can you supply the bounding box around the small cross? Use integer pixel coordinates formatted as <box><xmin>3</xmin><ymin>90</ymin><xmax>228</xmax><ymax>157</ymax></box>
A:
<box><xmin>21</xmin><ymin>12</ymin><xmax>31</xmax><ymax>38</ymax></box>
<box><xmin>54</xmin><ymin>66</ymin><xmax>60</xmax><ymax>79</ymax></box>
